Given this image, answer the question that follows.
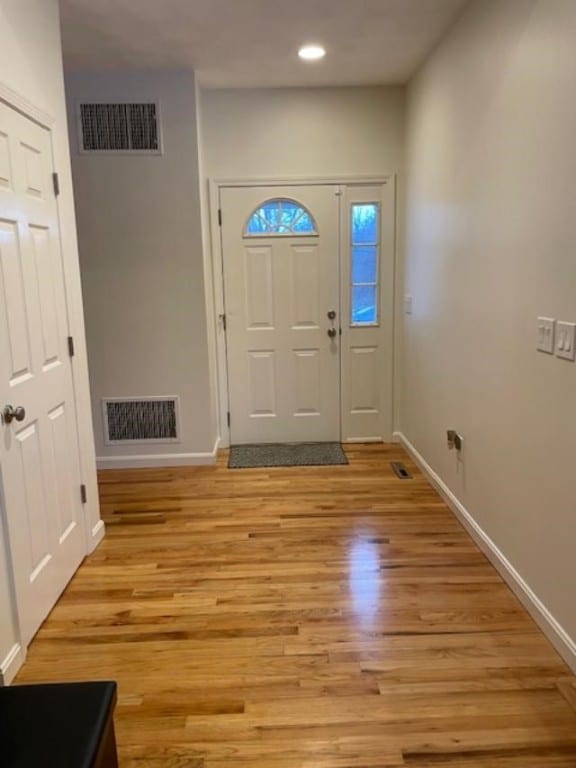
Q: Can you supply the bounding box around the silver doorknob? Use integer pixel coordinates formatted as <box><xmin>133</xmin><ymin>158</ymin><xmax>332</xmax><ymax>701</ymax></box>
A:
<box><xmin>327</xmin><ymin>328</ymin><xmax>337</xmax><ymax>339</ymax></box>
<box><xmin>3</xmin><ymin>405</ymin><xmax>26</xmax><ymax>424</ymax></box>
<box><xmin>327</xmin><ymin>310</ymin><xmax>336</xmax><ymax>320</ymax></box>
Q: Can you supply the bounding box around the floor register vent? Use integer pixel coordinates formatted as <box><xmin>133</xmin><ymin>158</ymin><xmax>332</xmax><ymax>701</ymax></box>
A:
<box><xmin>103</xmin><ymin>397</ymin><xmax>180</xmax><ymax>445</ymax></box>
<box><xmin>391</xmin><ymin>461</ymin><xmax>412</xmax><ymax>480</ymax></box>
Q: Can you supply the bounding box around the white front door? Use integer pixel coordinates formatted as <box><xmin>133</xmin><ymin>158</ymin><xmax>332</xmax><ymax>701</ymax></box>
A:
<box><xmin>0</xmin><ymin>101</ymin><xmax>85</xmax><ymax>645</ymax></box>
<box><xmin>221</xmin><ymin>185</ymin><xmax>341</xmax><ymax>444</ymax></box>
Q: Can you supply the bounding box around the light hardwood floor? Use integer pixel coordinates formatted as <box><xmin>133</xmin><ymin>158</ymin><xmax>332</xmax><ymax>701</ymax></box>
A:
<box><xmin>16</xmin><ymin>444</ymin><xmax>576</xmax><ymax>767</ymax></box>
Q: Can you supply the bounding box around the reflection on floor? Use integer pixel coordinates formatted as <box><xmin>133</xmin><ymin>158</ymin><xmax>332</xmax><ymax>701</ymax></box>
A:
<box><xmin>17</xmin><ymin>444</ymin><xmax>576</xmax><ymax>767</ymax></box>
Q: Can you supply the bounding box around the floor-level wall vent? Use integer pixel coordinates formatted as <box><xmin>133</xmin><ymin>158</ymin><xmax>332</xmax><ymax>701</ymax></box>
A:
<box><xmin>103</xmin><ymin>397</ymin><xmax>180</xmax><ymax>445</ymax></box>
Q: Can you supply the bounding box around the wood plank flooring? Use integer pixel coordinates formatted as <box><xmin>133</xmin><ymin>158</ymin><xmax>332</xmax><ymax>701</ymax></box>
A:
<box><xmin>16</xmin><ymin>444</ymin><xmax>576</xmax><ymax>767</ymax></box>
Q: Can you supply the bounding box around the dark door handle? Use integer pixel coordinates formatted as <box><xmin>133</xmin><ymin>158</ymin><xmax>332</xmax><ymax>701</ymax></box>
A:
<box><xmin>3</xmin><ymin>405</ymin><xmax>26</xmax><ymax>424</ymax></box>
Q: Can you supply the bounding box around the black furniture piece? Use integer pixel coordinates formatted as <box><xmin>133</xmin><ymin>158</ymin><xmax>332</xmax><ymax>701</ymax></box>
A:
<box><xmin>0</xmin><ymin>681</ymin><xmax>118</xmax><ymax>767</ymax></box>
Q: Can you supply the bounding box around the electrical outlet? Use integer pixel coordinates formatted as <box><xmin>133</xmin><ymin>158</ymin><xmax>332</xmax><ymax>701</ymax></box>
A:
<box><xmin>556</xmin><ymin>321</ymin><xmax>576</xmax><ymax>361</ymax></box>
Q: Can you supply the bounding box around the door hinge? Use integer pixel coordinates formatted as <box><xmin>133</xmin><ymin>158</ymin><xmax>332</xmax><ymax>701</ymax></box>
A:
<box><xmin>80</xmin><ymin>484</ymin><xmax>87</xmax><ymax>504</ymax></box>
<box><xmin>67</xmin><ymin>336</ymin><xmax>75</xmax><ymax>357</ymax></box>
<box><xmin>227</xmin><ymin>411</ymin><xmax>231</xmax><ymax>428</ymax></box>
<box><xmin>218</xmin><ymin>208</ymin><xmax>222</xmax><ymax>227</ymax></box>
<box><xmin>219</xmin><ymin>313</ymin><xmax>227</xmax><ymax>331</ymax></box>
<box><xmin>52</xmin><ymin>172</ymin><xmax>60</xmax><ymax>197</ymax></box>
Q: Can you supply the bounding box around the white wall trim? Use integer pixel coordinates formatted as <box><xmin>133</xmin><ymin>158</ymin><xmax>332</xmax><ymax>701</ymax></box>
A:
<box><xmin>394</xmin><ymin>431</ymin><xmax>576</xmax><ymax>674</ymax></box>
<box><xmin>213</xmin><ymin>175</ymin><xmax>392</xmax><ymax>188</ymax></box>
<box><xmin>0</xmin><ymin>80</ymin><xmax>54</xmax><ymax>128</ymax></box>
<box><xmin>96</xmin><ymin>438</ymin><xmax>220</xmax><ymax>470</ymax></box>
<box><xmin>0</xmin><ymin>642</ymin><xmax>25</xmax><ymax>686</ymax></box>
<box><xmin>208</xmin><ymin>179</ymin><xmax>230</xmax><ymax>447</ymax></box>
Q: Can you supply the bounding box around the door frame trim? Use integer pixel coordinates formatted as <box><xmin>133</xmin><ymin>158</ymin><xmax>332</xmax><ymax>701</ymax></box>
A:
<box><xmin>208</xmin><ymin>176</ymin><xmax>393</xmax><ymax>447</ymax></box>
<box><xmin>0</xmin><ymin>80</ymin><xmax>54</xmax><ymax>129</ymax></box>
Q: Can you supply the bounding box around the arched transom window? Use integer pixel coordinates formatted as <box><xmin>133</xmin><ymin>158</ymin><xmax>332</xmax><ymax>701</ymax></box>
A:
<box><xmin>245</xmin><ymin>198</ymin><xmax>318</xmax><ymax>236</ymax></box>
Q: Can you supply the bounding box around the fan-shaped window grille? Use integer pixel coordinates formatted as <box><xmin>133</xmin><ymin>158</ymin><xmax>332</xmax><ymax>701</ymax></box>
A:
<box><xmin>245</xmin><ymin>198</ymin><xmax>317</xmax><ymax>236</ymax></box>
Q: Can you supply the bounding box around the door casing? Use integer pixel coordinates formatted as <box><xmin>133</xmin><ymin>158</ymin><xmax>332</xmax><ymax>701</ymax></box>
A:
<box><xmin>208</xmin><ymin>176</ymin><xmax>396</xmax><ymax>447</ymax></box>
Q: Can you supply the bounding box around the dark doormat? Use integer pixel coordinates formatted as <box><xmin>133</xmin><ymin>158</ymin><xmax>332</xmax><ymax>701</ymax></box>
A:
<box><xmin>228</xmin><ymin>442</ymin><xmax>349</xmax><ymax>469</ymax></box>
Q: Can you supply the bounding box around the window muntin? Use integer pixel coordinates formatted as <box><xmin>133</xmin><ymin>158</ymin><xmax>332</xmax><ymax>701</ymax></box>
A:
<box><xmin>245</xmin><ymin>198</ymin><xmax>317</xmax><ymax>236</ymax></box>
<box><xmin>350</xmin><ymin>203</ymin><xmax>380</xmax><ymax>325</ymax></box>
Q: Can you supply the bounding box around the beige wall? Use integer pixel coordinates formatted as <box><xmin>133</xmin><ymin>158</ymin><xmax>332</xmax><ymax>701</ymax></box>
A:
<box><xmin>66</xmin><ymin>70</ymin><xmax>216</xmax><ymax>464</ymax></box>
<box><xmin>403</xmin><ymin>0</ymin><xmax>576</xmax><ymax>657</ymax></box>
<box><xmin>201</xmin><ymin>86</ymin><xmax>404</xmax><ymax>180</ymax></box>
<box><xmin>0</xmin><ymin>0</ymin><xmax>98</xmax><ymax>680</ymax></box>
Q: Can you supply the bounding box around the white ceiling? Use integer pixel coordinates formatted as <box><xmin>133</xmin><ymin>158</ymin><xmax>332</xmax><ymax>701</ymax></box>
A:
<box><xmin>60</xmin><ymin>0</ymin><xmax>468</xmax><ymax>88</ymax></box>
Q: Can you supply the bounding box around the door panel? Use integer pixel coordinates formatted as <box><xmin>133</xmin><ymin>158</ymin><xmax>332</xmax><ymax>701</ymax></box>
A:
<box><xmin>14</xmin><ymin>421</ymin><xmax>50</xmax><ymax>576</ymax></box>
<box><xmin>0</xmin><ymin>132</ymin><xmax>11</xmax><ymax>187</ymax></box>
<box><xmin>0</xmin><ymin>101</ymin><xmax>85</xmax><ymax>645</ymax></box>
<box><xmin>21</xmin><ymin>141</ymin><xmax>45</xmax><ymax>198</ymax></box>
<box><xmin>31</xmin><ymin>223</ymin><xmax>61</xmax><ymax>368</ymax></box>
<box><xmin>221</xmin><ymin>185</ymin><xmax>340</xmax><ymax>444</ymax></box>
<box><xmin>340</xmin><ymin>184</ymin><xmax>395</xmax><ymax>442</ymax></box>
<box><xmin>293</xmin><ymin>348</ymin><xmax>322</xmax><ymax>416</ymax></box>
<box><xmin>0</xmin><ymin>219</ymin><xmax>34</xmax><ymax>382</ymax></box>
<box><xmin>244</xmin><ymin>246</ymin><xmax>274</xmax><ymax>329</ymax></box>
<box><xmin>349</xmin><ymin>346</ymin><xmax>379</xmax><ymax>414</ymax></box>
<box><xmin>47</xmin><ymin>402</ymin><xmax>77</xmax><ymax>542</ymax></box>
<box><xmin>248</xmin><ymin>350</ymin><xmax>277</xmax><ymax>418</ymax></box>
<box><xmin>290</xmin><ymin>245</ymin><xmax>321</xmax><ymax>328</ymax></box>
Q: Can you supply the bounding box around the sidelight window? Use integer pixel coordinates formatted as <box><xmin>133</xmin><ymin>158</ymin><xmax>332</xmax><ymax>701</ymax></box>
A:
<box><xmin>350</xmin><ymin>203</ymin><xmax>380</xmax><ymax>325</ymax></box>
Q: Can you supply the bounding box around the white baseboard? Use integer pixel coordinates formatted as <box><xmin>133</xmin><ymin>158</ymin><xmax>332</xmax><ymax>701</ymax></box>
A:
<box><xmin>97</xmin><ymin>438</ymin><xmax>220</xmax><ymax>470</ymax></box>
<box><xmin>394</xmin><ymin>430</ymin><xmax>576</xmax><ymax>674</ymax></box>
<box><xmin>0</xmin><ymin>643</ymin><xmax>25</xmax><ymax>686</ymax></box>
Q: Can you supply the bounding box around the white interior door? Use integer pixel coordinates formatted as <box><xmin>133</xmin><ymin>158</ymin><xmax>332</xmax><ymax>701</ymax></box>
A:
<box><xmin>221</xmin><ymin>185</ymin><xmax>341</xmax><ymax>444</ymax></box>
<box><xmin>0</xmin><ymin>101</ymin><xmax>85</xmax><ymax>645</ymax></box>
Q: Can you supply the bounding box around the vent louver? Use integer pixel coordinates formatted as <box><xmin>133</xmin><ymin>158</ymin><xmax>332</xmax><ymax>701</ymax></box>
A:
<box><xmin>79</xmin><ymin>102</ymin><xmax>160</xmax><ymax>153</ymax></box>
<box><xmin>103</xmin><ymin>398</ymin><xmax>179</xmax><ymax>444</ymax></box>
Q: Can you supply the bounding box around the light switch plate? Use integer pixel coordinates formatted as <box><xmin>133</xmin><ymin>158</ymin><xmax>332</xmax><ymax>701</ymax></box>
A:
<box><xmin>556</xmin><ymin>321</ymin><xmax>576</xmax><ymax>361</ymax></box>
<box><xmin>404</xmin><ymin>295</ymin><xmax>413</xmax><ymax>315</ymax></box>
<box><xmin>537</xmin><ymin>317</ymin><xmax>555</xmax><ymax>353</ymax></box>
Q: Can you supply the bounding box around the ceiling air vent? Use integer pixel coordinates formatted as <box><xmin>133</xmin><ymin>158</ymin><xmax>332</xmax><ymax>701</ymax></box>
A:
<box><xmin>103</xmin><ymin>397</ymin><xmax>180</xmax><ymax>445</ymax></box>
<box><xmin>78</xmin><ymin>102</ymin><xmax>161</xmax><ymax>154</ymax></box>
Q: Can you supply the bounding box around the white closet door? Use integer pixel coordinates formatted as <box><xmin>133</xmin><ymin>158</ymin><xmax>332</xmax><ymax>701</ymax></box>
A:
<box><xmin>0</xmin><ymin>101</ymin><xmax>85</xmax><ymax>644</ymax></box>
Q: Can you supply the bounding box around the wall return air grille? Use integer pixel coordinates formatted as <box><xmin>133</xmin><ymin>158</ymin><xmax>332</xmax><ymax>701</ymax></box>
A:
<box><xmin>103</xmin><ymin>397</ymin><xmax>180</xmax><ymax>445</ymax></box>
<box><xmin>78</xmin><ymin>102</ymin><xmax>161</xmax><ymax>153</ymax></box>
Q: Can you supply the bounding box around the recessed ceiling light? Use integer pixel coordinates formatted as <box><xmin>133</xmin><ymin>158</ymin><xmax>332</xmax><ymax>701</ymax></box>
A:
<box><xmin>298</xmin><ymin>44</ymin><xmax>326</xmax><ymax>61</ymax></box>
